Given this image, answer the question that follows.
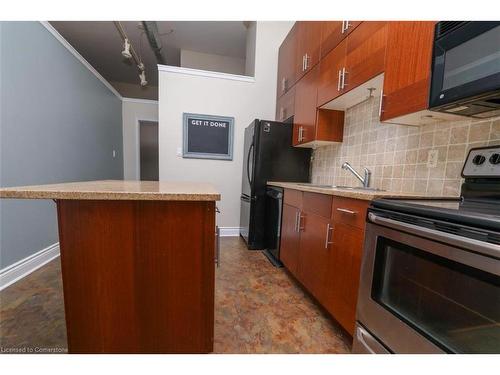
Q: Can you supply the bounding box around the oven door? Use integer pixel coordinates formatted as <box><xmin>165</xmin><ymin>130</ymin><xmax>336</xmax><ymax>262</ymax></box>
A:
<box><xmin>357</xmin><ymin>213</ymin><xmax>500</xmax><ymax>353</ymax></box>
<box><xmin>430</xmin><ymin>22</ymin><xmax>500</xmax><ymax>110</ymax></box>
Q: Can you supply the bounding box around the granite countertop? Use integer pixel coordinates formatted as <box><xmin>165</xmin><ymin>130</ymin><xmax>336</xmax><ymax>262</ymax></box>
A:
<box><xmin>267</xmin><ymin>181</ymin><xmax>451</xmax><ymax>201</ymax></box>
<box><xmin>0</xmin><ymin>180</ymin><xmax>221</xmax><ymax>201</ymax></box>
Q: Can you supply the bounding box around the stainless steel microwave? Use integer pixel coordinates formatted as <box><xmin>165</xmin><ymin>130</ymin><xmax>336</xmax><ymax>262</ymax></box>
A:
<box><xmin>429</xmin><ymin>21</ymin><xmax>500</xmax><ymax>119</ymax></box>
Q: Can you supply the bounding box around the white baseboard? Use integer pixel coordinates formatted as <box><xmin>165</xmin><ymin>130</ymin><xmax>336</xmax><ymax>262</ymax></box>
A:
<box><xmin>0</xmin><ymin>243</ymin><xmax>60</xmax><ymax>291</ymax></box>
<box><xmin>219</xmin><ymin>227</ymin><xmax>241</xmax><ymax>237</ymax></box>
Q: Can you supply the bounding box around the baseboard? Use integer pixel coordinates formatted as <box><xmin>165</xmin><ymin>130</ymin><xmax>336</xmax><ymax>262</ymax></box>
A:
<box><xmin>0</xmin><ymin>243</ymin><xmax>60</xmax><ymax>291</ymax></box>
<box><xmin>219</xmin><ymin>227</ymin><xmax>241</xmax><ymax>237</ymax></box>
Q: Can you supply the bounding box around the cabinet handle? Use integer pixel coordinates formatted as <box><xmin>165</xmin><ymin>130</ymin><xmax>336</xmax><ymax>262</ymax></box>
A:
<box><xmin>280</xmin><ymin>107</ymin><xmax>285</xmax><ymax>121</ymax></box>
<box><xmin>298</xmin><ymin>126</ymin><xmax>304</xmax><ymax>142</ymax></box>
<box><xmin>341</xmin><ymin>21</ymin><xmax>346</xmax><ymax>34</ymax></box>
<box><xmin>298</xmin><ymin>212</ymin><xmax>305</xmax><ymax>231</ymax></box>
<box><xmin>215</xmin><ymin>226</ymin><xmax>220</xmax><ymax>268</ymax></box>
<box><xmin>379</xmin><ymin>90</ymin><xmax>385</xmax><ymax>116</ymax></box>
<box><xmin>294</xmin><ymin>210</ymin><xmax>299</xmax><ymax>232</ymax></box>
<box><xmin>337</xmin><ymin>69</ymin><xmax>342</xmax><ymax>92</ymax></box>
<box><xmin>325</xmin><ymin>223</ymin><xmax>334</xmax><ymax>248</ymax></box>
<box><xmin>302</xmin><ymin>55</ymin><xmax>306</xmax><ymax>72</ymax></box>
<box><xmin>281</xmin><ymin>77</ymin><xmax>287</xmax><ymax>92</ymax></box>
<box><xmin>337</xmin><ymin>207</ymin><xmax>357</xmax><ymax>215</ymax></box>
<box><xmin>304</xmin><ymin>53</ymin><xmax>310</xmax><ymax>70</ymax></box>
<box><xmin>341</xmin><ymin>67</ymin><xmax>348</xmax><ymax>89</ymax></box>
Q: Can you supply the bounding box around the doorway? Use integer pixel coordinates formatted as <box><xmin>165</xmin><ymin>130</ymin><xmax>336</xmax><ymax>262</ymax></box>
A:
<box><xmin>138</xmin><ymin>120</ymin><xmax>159</xmax><ymax>181</ymax></box>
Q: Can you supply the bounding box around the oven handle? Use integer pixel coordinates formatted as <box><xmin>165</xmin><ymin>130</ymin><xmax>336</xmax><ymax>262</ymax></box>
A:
<box><xmin>368</xmin><ymin>212</ymin><xmax>500</xmax><ymax>260</ymax></box>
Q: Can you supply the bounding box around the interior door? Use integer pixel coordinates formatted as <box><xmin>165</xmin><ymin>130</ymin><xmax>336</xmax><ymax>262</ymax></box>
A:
<box><xmin>139</xmin><ymin>120</ymin><xmax>159</xmax><ymax>181</ymax></box>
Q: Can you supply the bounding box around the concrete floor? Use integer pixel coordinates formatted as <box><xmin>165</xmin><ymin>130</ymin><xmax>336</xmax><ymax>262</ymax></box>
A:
<box><xmin>0</xmin><ymin>237</ymin><xmax>350</xmax><ymax>354</ymax></box>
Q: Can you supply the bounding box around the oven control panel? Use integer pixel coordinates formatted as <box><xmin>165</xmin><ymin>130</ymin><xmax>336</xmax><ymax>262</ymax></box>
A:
<box><xmin>462</xmin><ymin>145</ymin><xmax>500</xmax><ymax>178</ymax></box>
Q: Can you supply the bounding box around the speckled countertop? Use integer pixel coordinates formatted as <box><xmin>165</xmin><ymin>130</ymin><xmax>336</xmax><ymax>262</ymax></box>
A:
<box><xmin>267</xmin><ymin>181</ymin><xmax>451</xmax><ymax>201</ymax></box>
<box><xmin>0</xmin><ymin>180</ymin><xmax>221</xmax><ymax>201</ymax></box>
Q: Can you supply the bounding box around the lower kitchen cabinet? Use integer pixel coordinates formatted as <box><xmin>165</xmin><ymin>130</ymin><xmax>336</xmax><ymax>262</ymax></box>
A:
<box><xmin>279</xmin><ymin>188</ymin><xmax>368</xmax><ymax>336</ymax></box>
<box><xmin>280</xmin><ymin>203</ymin><xmax>301</xmax><ymax>274</ymax></box>
<box><xmin>323</xmin><ymin>222</ymin><xmax>365</xmax><ymax>335</ymax></box>
<box><xmin>297</xmin><ymin>212</ymin><xmax>332</xmax><ymax>302</ymax></box>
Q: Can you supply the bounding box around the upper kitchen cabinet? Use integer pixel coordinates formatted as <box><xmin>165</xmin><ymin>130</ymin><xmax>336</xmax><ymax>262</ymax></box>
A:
<box><xmin>317</xmin><ymin>22</ymin><xmax>387</xmax><ymax>109</ymax></box>
<box><xmin>293</xmin><ymin>65</ymin><xmax>344</xmax><ymax>147</ymax></box>
<box><xmin>275</xmin><ymin>85</ymin><xmax>296</xmax><ymax>122</ymax></box>
<box><xmin>276</xmin><ymin>23</ymin><xmax>298</xmax><ymax>98</ymax></box>
<box><xmin>317</xmin><ymin>38</ymin><xmax>347</xmax><ymax>107</ymax></box>
<box><xmin>380</xmin><ymin>21</ymin><xmax>456</xmax><ymax>125</ymax></box>
<box><xmin>295</xmin><ymin>21</ymin><xmax>322</xmax><ymax>81</ymax></box>
<box><xmin>343</xmin><ymin>21</ymin><xmax>387</xmax><ymax>93</ymax></box>
<box><xmin>320</xmin><ymin>21</ymin><xmax>361</xmax><ymax>58</ymax></box>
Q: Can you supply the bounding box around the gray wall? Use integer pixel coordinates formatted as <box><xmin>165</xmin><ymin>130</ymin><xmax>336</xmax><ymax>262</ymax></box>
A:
<box><xmin>0</xmin><ymin>22</ymin><xmax>123</xmax><ymax>269</ymax></box>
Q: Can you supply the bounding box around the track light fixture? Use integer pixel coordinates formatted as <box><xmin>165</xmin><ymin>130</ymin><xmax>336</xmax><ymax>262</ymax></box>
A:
<box><xmin>121</xmin><ymin>38</ymin><xmax>132</xmax><ymax>59</ymax></box>
<box><xmin>139</xmin><ymin>71</ymin><xmax>148</xmax><ymax>86</ymax></box>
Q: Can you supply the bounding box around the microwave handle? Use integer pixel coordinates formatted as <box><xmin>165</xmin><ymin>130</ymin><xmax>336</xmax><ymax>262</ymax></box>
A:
<box><xmin>368</xmin><ymin>212</ymin><xmax>500</xmax><ymax>263</ymax></box>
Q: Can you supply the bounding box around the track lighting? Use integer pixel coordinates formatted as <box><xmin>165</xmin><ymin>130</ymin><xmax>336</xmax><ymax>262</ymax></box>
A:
<box><xmin>121</xmin><ymin>38</ymin><xmax>132</xmax><ymax>59</ymax></box>
<box><xmin>139</xmin><ymin>71</ymin><xmax>148</xmax><ymax>86</ymax></box>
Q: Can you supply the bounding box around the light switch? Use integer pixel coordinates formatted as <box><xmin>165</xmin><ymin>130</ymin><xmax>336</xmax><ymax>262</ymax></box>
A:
<box><xmin>176</xmin><ymin>147</ymin><xmax>182</xmax><ymax>157</ymax></box>
<box><xmin>112</xmin><ymin>150</ymin><xmax>117</xmax><ymax>158</ymax></box>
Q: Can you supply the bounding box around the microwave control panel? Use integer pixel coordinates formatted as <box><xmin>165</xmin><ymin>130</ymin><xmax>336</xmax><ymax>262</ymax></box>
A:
<box><xmin>462</xmin><ymin>145</ymin><xmax>500</xmax><ymax>178</ymax></box>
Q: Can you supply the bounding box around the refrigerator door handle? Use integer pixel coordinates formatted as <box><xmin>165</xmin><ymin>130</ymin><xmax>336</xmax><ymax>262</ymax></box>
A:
<box><xmin>246</xmin><ymin>142</ymin><xmax>254</xmax><ymax>186</ymax></box>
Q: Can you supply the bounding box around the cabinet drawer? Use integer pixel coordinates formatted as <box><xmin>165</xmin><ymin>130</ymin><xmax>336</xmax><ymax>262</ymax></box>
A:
<box><xmin>283</xmin><ymin>188</ymin><xmax>303</xmax><ymax>208</ymax></box>
<box><xmin>331</xmin><ymin>197</ymin><xmax>369</xmax><ymax>229</ymax></box>
<box><xmin>303</xmin><ymin>192</ymin><xmax>332</xmax><ymax>218</ymax></box>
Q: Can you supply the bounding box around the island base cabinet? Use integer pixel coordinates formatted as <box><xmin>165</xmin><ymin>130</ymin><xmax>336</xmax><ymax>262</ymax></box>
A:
<box><xmin>56</xmin><ymin>199</ymin><xmax>215</xmax><ymax>353</ymax></box>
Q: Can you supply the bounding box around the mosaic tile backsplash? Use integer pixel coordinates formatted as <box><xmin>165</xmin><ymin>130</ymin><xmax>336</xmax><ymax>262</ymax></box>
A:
<box><xmin>311</xmin><ymin>96</ymin><xmax>500</xmax><ymax>197</ymax></box>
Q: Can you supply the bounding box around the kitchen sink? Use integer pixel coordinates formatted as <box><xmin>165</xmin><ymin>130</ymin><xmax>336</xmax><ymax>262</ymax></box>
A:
<box><xmin>297</xmin><ymin>183</ymin><xmax>385</xmax><ymax>192</ymax></box>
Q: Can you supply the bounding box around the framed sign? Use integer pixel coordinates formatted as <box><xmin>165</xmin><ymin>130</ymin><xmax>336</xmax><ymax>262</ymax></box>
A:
<box><xmin>182</xmin><ymin>113</ymin><xmax>234</xmax><ymax>160</ymax></box>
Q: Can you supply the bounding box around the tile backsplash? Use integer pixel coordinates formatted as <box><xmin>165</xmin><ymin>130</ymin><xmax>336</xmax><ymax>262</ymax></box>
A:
<box><xmin>311</xmin><ymin>96</ymin><xmax>500</xmax><ymax>197</ymax></box>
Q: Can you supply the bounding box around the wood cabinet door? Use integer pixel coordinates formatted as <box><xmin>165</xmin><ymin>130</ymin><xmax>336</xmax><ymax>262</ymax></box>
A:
<box><xmin>297</xmin><ymin>212</ymin><xmax>332</xmax><ymax>302</ymax></box>
<box><xmin>344</xmin><ymin>21</ymin><xmax>387</xmax><ymax>93</ymax></box>
<box><xmin>275</xmin><ymin>85</ymin><xmax>296</xmax><ymax>122</ymax></box>
<box><xmin>380</xmin><ymin>21</ymin><xmax>436</xmax><ymax>121</ymax></box>
<box><xmin>280</xmin><ymin>203</ymin><xmax>301</xmax><ymax>276</ymax></box>
<box><xmin>277</xmin><ymin>24</ymin><xmax>298</xmax><ymax>98</ymax></box>
<box><xmin>323</xmin><ymin>222</ymin><xmax>364</xmax><ymax>335</ymax></box>
<box><xmin>295</xmin><ymin>21</ymin><xmax>322</xmax><ymax>81</ymax></box>
<box><xmin>320</xmin><ymin>21</ymin><xmax>361</xmax><ymax>58</ymax></box>
<box><xmin>293</xmin><ymin>64</ymin><xmax>319</xmax><ymax>145</ymax></box>
<box><xmin>317</xmin><ymin>38</ymin><xmax>347</xmax><ymax>107</ymax></box>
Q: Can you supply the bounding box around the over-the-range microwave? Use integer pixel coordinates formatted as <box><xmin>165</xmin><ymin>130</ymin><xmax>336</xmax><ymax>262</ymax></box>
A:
<box><xmin>429</xmin><ymin>21</ymin><xmax>500</xmax><ymax>119</ymax></box>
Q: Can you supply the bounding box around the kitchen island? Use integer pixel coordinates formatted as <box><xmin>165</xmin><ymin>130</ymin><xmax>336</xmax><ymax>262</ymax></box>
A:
<box><xmin>0</xmin><ymin>180</ymin><xmax>220</xmax><ymax>353</ymax></box>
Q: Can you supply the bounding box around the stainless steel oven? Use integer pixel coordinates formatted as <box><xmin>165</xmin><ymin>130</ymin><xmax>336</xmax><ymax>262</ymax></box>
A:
<box><xmin>356</xmin><ymin>213</ymin><xmax>499</xmax><ymax>353</ymax></box>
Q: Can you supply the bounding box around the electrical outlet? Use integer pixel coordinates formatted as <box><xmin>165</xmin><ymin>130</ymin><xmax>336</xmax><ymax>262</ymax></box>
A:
<box><xmin>427</xmin><ymin>149</ymin><xmax>438</xmax><ymax>168</ymax></box>
<box><xmin>112</xmin><ymin>150</ymin><xmax>116</xmax><ymax>158</ymax></box>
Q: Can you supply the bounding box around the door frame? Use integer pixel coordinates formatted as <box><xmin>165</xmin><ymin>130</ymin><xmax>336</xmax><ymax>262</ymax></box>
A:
<box><xmin>135</xmin><ymin>117</ymin><xmax>159</xmax><ymax>180</ymax></box>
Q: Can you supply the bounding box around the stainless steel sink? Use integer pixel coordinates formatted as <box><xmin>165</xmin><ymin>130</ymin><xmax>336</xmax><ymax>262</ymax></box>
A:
<box><xmin>297</xmin><ymin>183</ymin><xmax>385</xmax><ymax>192</ymax></box>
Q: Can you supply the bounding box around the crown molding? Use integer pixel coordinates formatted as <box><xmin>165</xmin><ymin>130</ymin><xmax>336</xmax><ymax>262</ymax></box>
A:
<box><xmin>157</xmin><ymin>64</ymin><xmax>255</xmax><ymax>83</ymax></box>
<box><xmin>122</xmin><ymin>97</ymin><xmax>159</xmax><ymax>105</ymax></box>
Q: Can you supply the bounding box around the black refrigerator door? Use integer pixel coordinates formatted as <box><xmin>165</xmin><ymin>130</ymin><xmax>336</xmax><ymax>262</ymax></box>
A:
<box><xmin>240</xmin><ymin>120</ymin><xmax>258</xmax><ymax>244</ymax></box>
<box><xmin>241</xmin><ymin>120</ymin><xmax>257</xmax><ymax>198</ymax></box>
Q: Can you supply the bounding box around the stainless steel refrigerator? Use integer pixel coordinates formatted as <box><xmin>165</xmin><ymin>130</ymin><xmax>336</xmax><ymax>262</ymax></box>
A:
<box><xmin>240</xmin><ymin>119</ymin><xmax>311</xmax><ymax>249</ymax></box>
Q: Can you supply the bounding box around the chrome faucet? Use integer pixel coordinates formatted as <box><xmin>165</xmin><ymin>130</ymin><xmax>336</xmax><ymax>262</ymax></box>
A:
<box><xmin>342</xmin><ymin>162</ymin><xmax>371</xmax><ymax>188</ymax></box>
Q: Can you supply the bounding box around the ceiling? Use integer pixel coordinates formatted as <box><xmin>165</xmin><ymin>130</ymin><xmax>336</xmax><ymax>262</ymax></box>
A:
<box><xmin>50</xmin><ymin>21</ymin><xmax>248</xmax><ymax>99</ymax></box>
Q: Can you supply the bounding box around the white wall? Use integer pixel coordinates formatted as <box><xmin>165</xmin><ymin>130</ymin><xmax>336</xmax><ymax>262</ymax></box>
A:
<box><xmin>180</xmin><ymin>49</ymin><xmax>246</xmax><ymax>76</ymax></box>
<box><xmin>159</xmin><ymin>22</ymin><xmax>294</xmax><ymax>228</ymax></box>
<box><xmin>122</xmin><ymin>99</ymin><xmax>159</xmax><ymax>180</ymax></box>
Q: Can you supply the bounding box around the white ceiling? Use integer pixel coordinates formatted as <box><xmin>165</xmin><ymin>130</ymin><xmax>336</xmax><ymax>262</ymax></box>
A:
<box><xmin>49</xmin><ymin>21</ymin><xmax>248</xmax><ymax>98</ymax></box>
